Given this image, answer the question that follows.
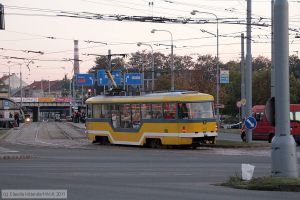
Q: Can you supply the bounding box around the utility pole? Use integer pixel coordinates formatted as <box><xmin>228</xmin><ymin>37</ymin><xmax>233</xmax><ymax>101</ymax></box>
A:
<box><xmin>241</xmin><ymin>33</ymin><xmax>245</xmax><ymax>120</ymax></box>
<box><xmin>271</xmin><ymin>0</ymin><xmax>298</xmax><ymax>177</ymax></box>
<box><xmin>8</xmin><ymin>66</ymin><xmax>11</xmax><ymax>98</ymax></box>
<box><xmin>69</xmin><ymin>77</ymin><xmax>72</xmax><ymax>115</ymax></box>
<box><xmin>245</xmin><ymin>0</ymin><xmax>253</xmax><ymax>143</ymax></box>
<box><xmin>271</xmin><ymin>0</ymin><xmax>275</xmax><ymax>97</ymax></box>
<box><xmin>0</xmin><ymin>4</ymin><xmax>5</xmax><ymax>30</ymax></box>
<box><xmin>20</xmin><ymin>65</ymin><xmax>23</xmax><ymax>108</ymax></box>
<box><xmin>73</xmin><ymin>40</ymin><xmax>80</xmax><ymax>106</ymax></box>
<box><xmin>107</xmin><ymin>50</ymin><xmax>112</xmax><ymax>89</ymax></box>
<box><xmin>48</xmin><ymin>79</ymin><xmax>50</xmax><ymax>96</ymax></box>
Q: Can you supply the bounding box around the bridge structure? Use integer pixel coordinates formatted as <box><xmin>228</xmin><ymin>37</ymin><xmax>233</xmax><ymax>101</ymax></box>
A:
<box><xmin>11</xmin><ymin>97</ymin><xmax>85</xmax><ymax>122</ymax></box>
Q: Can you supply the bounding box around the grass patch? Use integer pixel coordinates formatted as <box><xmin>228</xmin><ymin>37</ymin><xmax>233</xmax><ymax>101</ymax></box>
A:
<box><xmin>221</xmin><ymin>176</ymin><xmax>300</xmax><ymax>192</ymax></box>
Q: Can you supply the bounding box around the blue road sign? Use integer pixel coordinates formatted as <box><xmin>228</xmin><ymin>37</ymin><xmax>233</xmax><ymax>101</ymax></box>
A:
<box><xmin>76</xmin><ymin>73</ymin><xmax>94</xmax><ymax>86</ymax></box>
<box><xmin>97</xmin><ymin>70</ymin><xmax>122</xmax><ymax>86</ymax></box>
<box><xmin>112</xmin><ymin>70</ymin><xmax>122</xmax><ymax>85</ymax></box>
<box><xmin>244</xmin><ymin>116</ymin><xmax>257</xmax><ymax>130</ymax></box>
<box><xmin>124</xmin><ymin>73</ymin><xmax>143</xmax><ymax>85</ymax></box>
<box><xmin>3</xmin><ymin>100</ymin><xmax>9</xmax><ymax>109</ymax></box>
<box><xmin>220</xmin><ymin>70</ymin><xmax>229</xmax><ymax>84</ymax></box>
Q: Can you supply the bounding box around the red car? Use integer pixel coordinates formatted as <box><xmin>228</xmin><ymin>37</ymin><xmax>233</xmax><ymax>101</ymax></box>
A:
<box><xmin>241</xmin><ymin>104</ymin><xmax>300</xmax><ymax>145</ymax></box>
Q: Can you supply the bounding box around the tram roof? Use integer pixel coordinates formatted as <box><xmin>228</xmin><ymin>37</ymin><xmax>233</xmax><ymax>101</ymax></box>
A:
<box><xmin>85</xmin><ymin>91</ymin><xmax>214</xmax><ymax>104</ymax></box>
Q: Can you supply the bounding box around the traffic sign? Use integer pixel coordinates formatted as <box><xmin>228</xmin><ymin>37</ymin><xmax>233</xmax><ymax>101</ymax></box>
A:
<box><xmin>240</xmin><ymin>98</ymin><xmax>246</xmax><ymax>106</ymax></box>
<box><xmin>220</xmin><ymin>70</ymin><xmax>229</xmax><ymax>84</ymax></box>
<box><xmin>76</xmin><ymin>73</ymin><xmax>94</xmax><ymax>86</ymax></box>
<box><xmin>97</xmin><ymin>70</ymin><xmax>122</xmax><ymax>86</ymax></box>
<box><xmin>236</xmin><ymin>101</ymin><xmax>242</xmax><ymax>108</ymax></box>
<box><xmin>3</xmin><ymin>100</ymin><xmax>9</xmax><ymax>109</ymax></box>
<box><xmin>244</xmin><ymin>116</ymin><xmax>257</xmax><ymax>130</ymax></box>
<box><xmin>124</xmin><ymin>73</ymin><xmax>143</xmax><ymax>85</ymax></box>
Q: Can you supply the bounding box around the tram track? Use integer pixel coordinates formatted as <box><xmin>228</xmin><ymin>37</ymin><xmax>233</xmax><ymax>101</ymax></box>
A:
<box><xmin>54</xmin><ymin>122</ymin><xmax>74</xmax><ymax>140</ymax></box>
<box><xmin>54</xmin><ymin>122</ymin><xmax>86</xmax><ymax>140</ymax></box>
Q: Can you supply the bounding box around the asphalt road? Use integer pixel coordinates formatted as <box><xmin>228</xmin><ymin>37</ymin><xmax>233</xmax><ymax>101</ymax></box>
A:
<box><xmin>0</xmin><ymin>122</ymin><xmax>299</xmax><ymax>200</ymax></box>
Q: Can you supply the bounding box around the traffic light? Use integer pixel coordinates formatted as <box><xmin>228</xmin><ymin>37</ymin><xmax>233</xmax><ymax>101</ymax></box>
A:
<box><xmin>0</xmin><ymin>4</ymin><xmax>4</xmax><ymax>30</ymax></box>
<box><xmin>87</xmin><ymin>88</ymin><xmax>92</xmax><ymax>96</ymax></box>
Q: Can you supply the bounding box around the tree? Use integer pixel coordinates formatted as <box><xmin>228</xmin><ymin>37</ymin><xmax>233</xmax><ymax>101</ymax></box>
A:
<box><xmin>252</xmin><ymin>56</ymin><xmax>270</xmax><ymax>71</ymax></box>
<box><xmin>289</xmin><ymin>55</ymin><xmax>300</xmax><ymax>78</ymax></box>
<box><xmin>252</xmin><ymin>69</ymin><xmax>271</xmax><ymax>105</ymax></box>
<box><xmin>220</xmin><ymin>60</ymin><xmax>241</xmax><ymax>116</ymax></box>
<box><xmin>290</xmin><ymin>74</ymin><xmax>300</xmax><ymax>103</ymax></box>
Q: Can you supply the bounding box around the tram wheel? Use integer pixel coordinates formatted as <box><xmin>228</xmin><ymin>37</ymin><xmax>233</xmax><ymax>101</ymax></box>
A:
<box><xmin>95</xmin><ymin>136</ymin><xmax>110</xmax><ymax>145</ymax></box>
<box><xmin>148</xmin><ymin>139</ymin><xmax>162</xmax><ymax>148</ymax></box>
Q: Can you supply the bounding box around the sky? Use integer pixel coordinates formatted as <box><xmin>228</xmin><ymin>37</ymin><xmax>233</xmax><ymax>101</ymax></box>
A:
<box><xmin>0</xmin><ymin>0</ymin><xmax>300</xmax><ymax>84</ymax></box>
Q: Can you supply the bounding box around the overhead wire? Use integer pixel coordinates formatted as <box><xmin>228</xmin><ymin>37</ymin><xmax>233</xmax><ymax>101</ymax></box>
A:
<box><xmin>1</xmin><ymin>2</ymin><xmax>299</xmax><ymax>65</ymax></box>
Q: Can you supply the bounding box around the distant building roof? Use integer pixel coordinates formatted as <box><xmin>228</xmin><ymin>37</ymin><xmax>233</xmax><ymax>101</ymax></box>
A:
<box><xmin>24</xmin><ymin>80</ymin><xmax>64</xmax><ymax>91</ymax></box>
<box><xmin>0</xmin><ymin>74</ymin><xmax>12</xmax><ymax>82</ymax></box>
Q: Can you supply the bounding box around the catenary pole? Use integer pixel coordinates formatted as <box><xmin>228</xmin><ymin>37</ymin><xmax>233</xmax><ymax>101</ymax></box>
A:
<box><xmin>241</xmin><ymin>33</ymin><xmax>245</xmax><ymax>120</ymax></box>
<box><xmin>271</xmin><ymin>0</ymin><xmax>275</xmax><ymax>97</ymax></box>
<box><xmin>245</xmin><ymin>0</ymin><xmax>253</xmax><ymax>143</ymax></box>
<box><xmin>271</xmin><ymin>0</ymin><xmax>298</xmax><ymax>177</ymax></box>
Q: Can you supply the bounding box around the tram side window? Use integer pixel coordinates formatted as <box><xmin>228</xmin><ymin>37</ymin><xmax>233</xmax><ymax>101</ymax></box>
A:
<box><xmin>131</xmin><ymin>104</ymin><xmax>141</xmax><ymax>129</ymax></box>
<box><xmin>163</xmin><ymin>103</ymin><xmax>176</xmax><ymax>119</ymax></box>
<box><xmin>120</xmin><ymin>104</ymin><xmax>132</xmax><ymax>128</ymax></box>
<box><xmin>87</xmin><ymin>105</ymin><xmax>92</xmax><ymax>118</ymax></box>
<box><xmin>92</xmin><ymin>104</ymin><xmax>101</xmax><ymax>118</ymax></box>
<box><xmin>111</xmin><ymin>104</ymin><xmax>121</xmax><ymax>128</ymax></box>
<box><xmin>178</xmin><ymin>103</ymin><xmax>189</xmax><ymax>119</ymax></box>
<box><xmin>141</xmin><ymin>104</ymin><xmax>152</xmax><ymax>119</ymax></box>
<box><xmin>152</xmin><ymin>103</ymin><xmax>163</xmax><ymax>119</ymax></box>
<box><xmin>101</xmin><ymin>104</ymin><xmax>111</xmax><ymax>118</ymax></box>
<box><xmin>189</xmin><ymin>102</ymin><xmax>214</xmax><ymax>119</ymax></box>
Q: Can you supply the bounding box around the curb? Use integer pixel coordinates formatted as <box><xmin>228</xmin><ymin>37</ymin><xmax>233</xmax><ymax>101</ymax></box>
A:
<box><xmin>201</xmin><ymin>143</ymin><xmax>271</xmax><ymax>149</ymax></box>
<box><xmin>0</xmin><ymin>154</ymin><xmax>32</xmax><ymax>160</ymax></box>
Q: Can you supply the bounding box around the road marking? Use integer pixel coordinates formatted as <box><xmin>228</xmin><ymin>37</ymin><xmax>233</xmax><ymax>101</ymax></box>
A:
<box><xmin>0</xmin><ymin>147</ymin><xmax>19</xmax><ymax>153</ymax></box>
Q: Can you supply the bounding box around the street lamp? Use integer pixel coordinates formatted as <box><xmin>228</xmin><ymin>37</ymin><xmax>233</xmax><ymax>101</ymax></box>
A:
<box><xmin>7</xmin><ymin>61</ymin><xmax>24</xmax><ymax>106</ymax></box>
<box><xmin>191</xmin><ymin>10</ymin><xmax>220</xmax><ymax>128</ymax></box>
<box><xmin>21</xmin><ymin>60</ymin><xmax>34</xmax><ymax>106</ymax></box>
<box><xmin>2</xmin><ymin>62</ymin><xmax>12</xmax><ymax>97</ymax></box>
<box><xmin>137</xmin><ymin>42</ymin><xmax>155</xmax><ymax>91</ymax></box>
<box><xmin>151</xmin><ymin>29</ymin><xmax>174</xmax><ymax>91</ymax></box>
<box><xmin>64</xmin><ymin>59</ymin><xmax>77</xmax><ymax>103</ymax></box>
